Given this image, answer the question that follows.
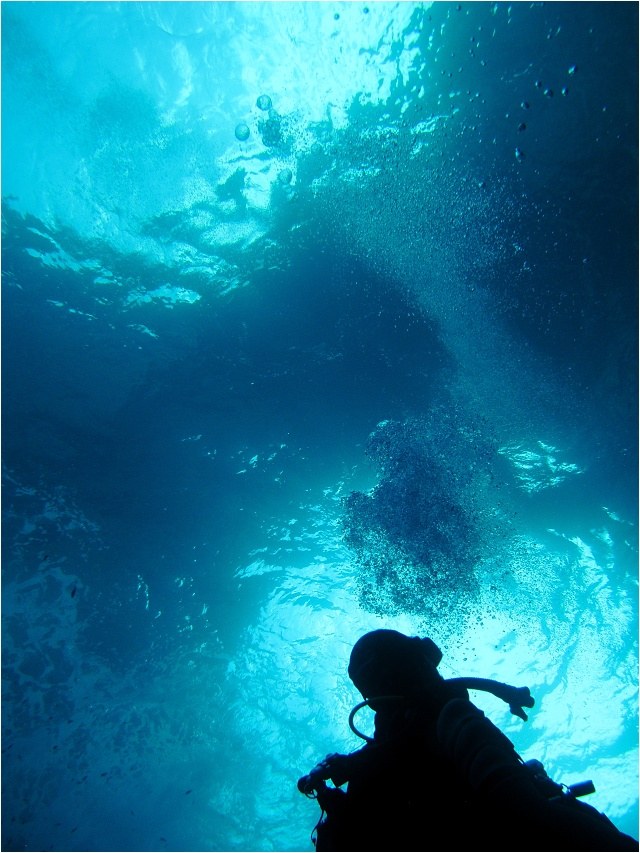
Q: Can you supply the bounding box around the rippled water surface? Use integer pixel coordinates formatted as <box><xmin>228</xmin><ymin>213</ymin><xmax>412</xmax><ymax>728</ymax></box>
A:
<box><xmin>2</xmin><ymin>3</ymin><xmax>638</xmax><ymax>850</ymax></box>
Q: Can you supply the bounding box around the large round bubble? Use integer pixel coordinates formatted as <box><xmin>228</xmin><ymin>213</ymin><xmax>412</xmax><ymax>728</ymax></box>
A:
<box><xmin>256</xmin><ymin>94</ymin><xmax>272</xmax><ymax>111</ymax></box>
<box><xmin>234</xmin><ymin>122</ymin><xmax>250</xmax><ymax>142</ymax></box>
<box><xmin>278</xmin><ymin>168</ymin><xmax>293</xmax><ymax>185</ymax></box>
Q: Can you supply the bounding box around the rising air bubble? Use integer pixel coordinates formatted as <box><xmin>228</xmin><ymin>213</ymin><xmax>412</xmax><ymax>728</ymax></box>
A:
<box><xmin>235</xmin><ymin>122</ymin><xmax>250</xmax><ymax>142</ymax></box>
<box><xmin>256</xmin><ymin>94</ymin><xmax>272</xmax><ymax>111</ymax></box>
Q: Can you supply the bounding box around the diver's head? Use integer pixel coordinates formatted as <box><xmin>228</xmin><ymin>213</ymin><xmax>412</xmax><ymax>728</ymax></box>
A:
<box><xmin>348</xmin><ymin>629</ymin><xmax>443</xmax><ymax>700</ymax></box>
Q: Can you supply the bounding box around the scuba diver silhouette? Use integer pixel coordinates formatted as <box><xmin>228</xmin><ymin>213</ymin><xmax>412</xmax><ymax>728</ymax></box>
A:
<box><xmin>298</xmin><ymin>629</ymin><xmax>638</xmax><ymax>852</ymax></box>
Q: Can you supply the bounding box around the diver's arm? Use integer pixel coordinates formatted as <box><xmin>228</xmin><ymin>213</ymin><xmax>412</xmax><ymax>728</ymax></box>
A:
<box><xmin>437</xmin><ymin>698</ymin><xmax>638</xmax><ymax>852</ymax></box>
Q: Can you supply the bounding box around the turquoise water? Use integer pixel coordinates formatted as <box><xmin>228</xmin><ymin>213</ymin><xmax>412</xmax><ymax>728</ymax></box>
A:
<box><xmin>2</xmin><ymin>2</ymin><xmax>637</xmax><ymax>850</ymax></box>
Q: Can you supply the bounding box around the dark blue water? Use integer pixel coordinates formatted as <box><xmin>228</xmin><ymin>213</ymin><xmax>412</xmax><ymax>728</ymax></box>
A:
<box><xmin>2</xmin><ymin>3</ymin><xmax>637</xmax><ymax>850</ymax></box>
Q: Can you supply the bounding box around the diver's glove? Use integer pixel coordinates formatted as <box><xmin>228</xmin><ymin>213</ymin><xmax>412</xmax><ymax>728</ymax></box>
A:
<box><xmin>298</xmin><ymin>753</ymin><xmax>356</xmax><ymax>794</ymax></box>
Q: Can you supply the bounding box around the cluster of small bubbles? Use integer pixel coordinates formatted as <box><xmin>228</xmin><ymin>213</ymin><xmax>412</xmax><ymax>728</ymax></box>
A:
<box><xmin>259</xmin><ymin>108</ymin><xmax>282</xmax><ymax>147</ymax></box>
<box><xmin>236</xmin><ymin>94</ymin><xmax>277</xmax><ymax>144</ymax></box>
<box><xmin>515</xmin><ymin>62</ymin><xmax>576</xmax><ymax>158</ymax></box>
<box><xmin>341</xmin><ymin>413</ymin><xmax>507</xmax><ymax>622</ymax></box>
<box><xmin>234</xmin><ymin>122</ymin><xmax>250</xmax><ymax>142</ymax></box>
<box><xmin>534</xmin><ymin>81</ymin><xmax>556</xmax><ymax>98</ymax></box>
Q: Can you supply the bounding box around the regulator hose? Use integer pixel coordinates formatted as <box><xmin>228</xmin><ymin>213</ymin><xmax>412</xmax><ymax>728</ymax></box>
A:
<box><xmin>348</xmin><ymin>678</ymin><xmax>535</xmax><ymax>741</ymax></box>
